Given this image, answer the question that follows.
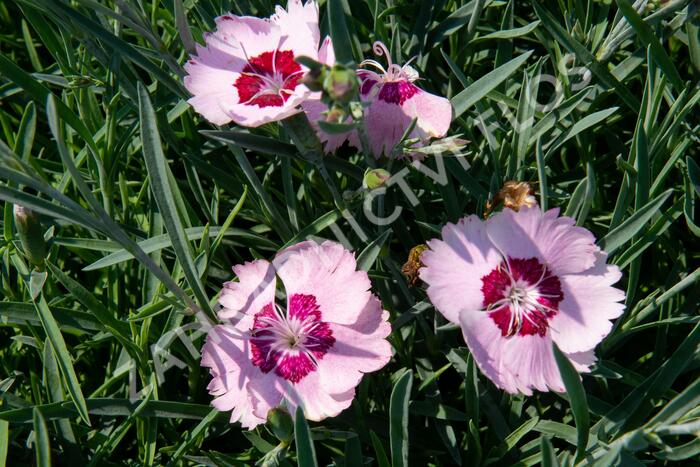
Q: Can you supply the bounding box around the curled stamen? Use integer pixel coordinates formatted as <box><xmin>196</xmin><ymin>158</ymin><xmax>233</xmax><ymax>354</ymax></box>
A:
<box><xmin>358</xmin><ymin>59</ymin><xmax>387</xmax><ymax>75</ymax></box>
<box><xmin>372</xmin><ymin>41</ymin><xmax>393</xmax><ymax>67</ymax></box>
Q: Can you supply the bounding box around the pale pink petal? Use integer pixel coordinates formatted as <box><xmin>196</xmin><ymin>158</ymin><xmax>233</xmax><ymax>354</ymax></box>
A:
<box><xmin>201</xmin><ymin>326</ymin><xmax>266</xmax><ymax>428</ymax></box>
<box><xmin>279</xmin><ymin>370</ymin><xmax>357</xmax><ymax>421</ymax></box>
<box><xmin>218</xmin><ymin>259</ymin><xmax>276</xmax><ymax>330</ymax></box>
<box><xmin>272</xmin><ymin>0</ymin><xmax>320</xmax><ymax>59</ymax></box>
<box><xmin>364</xmin><ymin>98</ymin><xmax>414</xmax><ymax>156</ymax></box>
<box><xmin>213</xmin><ymin>14</ymin><xmax>281</xmax><ymax>58</ymax></box>
<box><xmin>486</xmin><ymin>206</ymin><xmax>599</xmax><ymax>275</ymax></box>
<box><xmin>550</xmin><ymin>256</ymin><xmax>625</xmax><ymax>353</ymax></box>
<box><xmin>226</xmin><ymin>96</ymin><xmax>305</xmax><ymax>128</ymax></box>
<box><xmin>460</xmin><ymin>312</ymin><xmax>578</xmax><ymax>395</ymax></box>
<box><xmin>274</xmin><ymin>240</ymin><xmax>372</xmax><ymax>325</ymax></box>
<box><xmin>401</xmin><ymin>90</ymin><xmax>452</xmax><ymax>139</ymax></box>
<box><xmin>318</xmin><ymin>300</ymin><xmax>392</xmax><ymax>394</ymax></box>
<box><xmin>301</xmin><ymin>99</ymin><xmax>360</xmax><ymax>153</ymax></box>
<box><xmin>318</xmin><ymin>36</ymin><xmax>336</xmax><ymax>66</ymax></box>
<box><xmin>420</xmin><ymin>216</ymin><xmax>502</xmax><ymax>324</ymax></box>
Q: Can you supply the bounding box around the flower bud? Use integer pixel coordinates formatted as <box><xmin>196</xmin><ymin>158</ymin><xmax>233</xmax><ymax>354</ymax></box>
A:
<box><xmin>324</xmin><ymin>65</ymin><xmax>359</xmax><ymax>104</ymax></box>
<box><xmin>266</xmin><ymin>407</ymin><xmax>294</xmax><ymax>443</ymax></box>
<box><xmin>301</xmin><ymin>67</ymin><xmax>325</xmax><ymax>92</ymax></box>
<box><xmin>13</xmin><ymin>205</ymin><xmax>47</xmax><ymax>267</ymax></box>
<box><xmin>363</xmin><ymin>168</ymin><xmax>391</xmax><ymax>190</ymax></box>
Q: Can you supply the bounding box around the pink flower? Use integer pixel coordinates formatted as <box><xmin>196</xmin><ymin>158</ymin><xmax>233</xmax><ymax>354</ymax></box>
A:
<box><xmin>302</xmin><ymin>42</ymin><xmax>453</xmax><ymax>157</ymax></box>
<box><xmin>420</xmin><ymin>206</ymin><xmax>625</xmax><ymax>394</ymax></box>
<box><xmin>359</xmin><ymin>42</ymin><xmax>452</xmax><ymax>157</ymax></box>
<box><xmin>183</xmin><ymin>1</ymin><xmax>332</xmax><ymax>127</ymax></box>
<box><xmin>201</xmin><ymin>240</ymin><xmax>392</xmax><ymax>428</ymax></box>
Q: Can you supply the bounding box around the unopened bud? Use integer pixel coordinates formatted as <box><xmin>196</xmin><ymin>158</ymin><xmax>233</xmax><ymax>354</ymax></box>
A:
<box><xmin>266</xmin><ymin>407</ymin><xmax>293</xmax><ymax>443</ymax></box>
<box><xmin>13</xmin><ymin>205</ymin><xmax>47</xmax><ymax>267</ymax></box>
<box><xmin>363</xmin><ymin>168</ymin><xmax>391</xmax><ymax>190</ymax></box>
<box><xmin>301</xmin><ymin>67</ymin><xmax>325</xmax><ymax>92</ymax></box>
<box><xmin>324</xmin><ymin>66</ymin><xmax>359</xmax><ymax>104</ymax></box>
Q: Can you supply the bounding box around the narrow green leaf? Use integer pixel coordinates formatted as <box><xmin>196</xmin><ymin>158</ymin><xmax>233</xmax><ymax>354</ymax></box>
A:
<box><xmin>31</xmin><ymin>292</ymin><xmax>91</xmax><ymax>425</ymax></box>
<box><xmin>477</xmin><ymin>21</ymin><xmax>541</xmax><ymax>41</ymax></box>
<box><xmin>83</xmin><ymin>226</ymin><xmax>275</xmax><ymax>271</ymax></box>
<box><xmin>614</xmin><ymin>0</ymin><xmax>683</xmax><ymax>90</ymax></box>
<box><xmin>294</xmin><ymin>406</ymin><xmax>318</xmax><ymax>467</ymax></box>
<box><xmin>532</xmin><ymin>2</ymin><xmax>639</xmax><ymax>110</ymax></box>
<box><xmin>33</xmin><ymin>408</ymin><xmax>51</xmax><ymax>467</ymax></box>
<box><xmin>553</xmin><ymin>344</ymin><xmax>589</xmax><ymax>463</ymax></box>
<box><xmin>540</xmin><ymin>436</ymin><xmax>559</xmax><ymax>467</ymax></box>
<box><xmin>174</xmin><ymin>0</ymin><xmax>195</xmax><ymax>54</ymax></box>
<box><xmin>390</xmin><ymin>369</ymin><xmax>413</xmax><ymax>467</ymax></box>
<box><xmin>281</xmin><ymin>210</ymin><xmax>341</xmax><ymax>249</ymax></box>
<box><xmin>328</xmin><ymin>0</ymin><xmax>356</xmax><ymax>63</ymax></box>
<box><xmin>138</xmin><ymin>82</ymin><xmax>214</xmax><ymax>320</ymax></box>
<box><xmin>451</xmin><ymin>51</ymin><xmax>533</xmax><ymax>119</ymax></box>
<box><xmin>201</xmin><ymin>130</ymin><xmax>296</xmax><ymax>157</ymax></box>
<box><xmin>356</xmin><ymin>229</ymin><xmax>391</xmax><ymax>271</ymax></box>
<box><xmin>370</xmin><ymin>431</ymin><xmax>390</xmax><ymax>467</ymax></box>
<box><xmin>598</xmin><ymin>189</ymin><xmax>673</xmax><ymax>254</ymax></box>
<box><xmin>344</xmin><ymin>434</ymin><xmax>363</xmax><ymax>467</ymax></box>
<box><xmin>687</xmin><ymin>157</ymin><xmax>700</xmax><ymax>198</ymax></box>
<box><xmin>0</xmin><ymin>420</ymin><xmax>8</xmax><ymax>467</ymax></box>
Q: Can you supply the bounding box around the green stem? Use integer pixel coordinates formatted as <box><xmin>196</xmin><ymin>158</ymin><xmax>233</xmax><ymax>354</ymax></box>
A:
<box><xmin>283</xmin><ymin>113</ymin><xmax>346</xmax><ymax>210</ymax></box>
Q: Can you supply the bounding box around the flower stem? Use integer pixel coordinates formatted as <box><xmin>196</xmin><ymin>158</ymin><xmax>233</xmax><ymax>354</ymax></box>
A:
<box><xmin>283</xmin><ymin>113</ymin><xmax>346</xmax><ymax>210</ymax></box>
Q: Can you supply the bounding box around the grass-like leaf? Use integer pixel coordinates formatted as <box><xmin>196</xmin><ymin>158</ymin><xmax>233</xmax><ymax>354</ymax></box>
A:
<box><xmin>552</xmin><ymin>344</ymin><xmax>589</xmax><ymax>463</ymax></box>
<box><xmin>294</xmin><ymin>407</ymin><xmax>318</xmax><ymax>467</ymax></box>
<box><xmin>390</xmin><ymin>369</ymin><xmax>413</xmax><ymax>467</ymax></box>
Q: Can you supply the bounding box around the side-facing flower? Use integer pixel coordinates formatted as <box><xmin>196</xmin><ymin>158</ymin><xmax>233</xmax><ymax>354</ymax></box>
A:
<box><xmin>302</xmin><ymin>42</ymin><xmax>453</xmax><ymax>157</ymax></box>
<box><xmin>358</xmin><ymin>42</ymin><xmax>453</xmax><ymax>158</ymax></box>
<box><xmin>184</xmin><ymin>1</ymin><xmax>329</xmax><ymax>127</ymax></box>
<box><xmin>420</xmin><ymin>206</ymin><xmax>625</xmax><ymax>394</ymax></box>
<box><xmin>201</xmin><ymin>240</ymin><xmax>392</xmax><ymax>428</ymax></box>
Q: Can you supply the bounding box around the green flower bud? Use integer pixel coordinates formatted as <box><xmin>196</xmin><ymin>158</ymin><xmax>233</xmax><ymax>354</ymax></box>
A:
<box><xmin>324</xmin><ymin>65</ymin><xmax>359</xmax><ymax>104</ymax></box>
<box><xmin>266</xmin><ymin>407</ymin><xmax>294</xmax><ymax>443</ymax></box>
<box><xmin>363</xmin><ymin>168</ymin><xmax>391</xmax><ymax>190</ymax></box>
<box><xmin>13</xmin><ymin>205</ymin><xmax>47</xmax><ymax>267</ymax></box>
<box><xmin>301</xmin><ymin>67</ymin><xmax>325</xmax><ymax>92</ymax></box>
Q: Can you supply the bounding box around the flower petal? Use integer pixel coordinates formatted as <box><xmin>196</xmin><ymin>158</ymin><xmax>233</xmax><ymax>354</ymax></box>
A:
<box><xmin>318</xmin><ymin>35</ymin><xmax>336</xmax><ymax>66</ymax></box>
<box><xmin>213</xmin><ymin>14</ymin><xmax>281</xmax><ymax>58</ymax></box>
<box><xmin>319</xmin><ymin>299</ymin><xmax>392</xmax><ymax>394</ymax></box>
<box><xmin>420</xmin><ymin>216</ymin><xmax>502</xmax><ymax>324</ymax></box>
<box><xmin>201</xmin><ymin>326</ymin><xmax>266</xmax><ymax>428</ymax></box>
<box><xmin>280</xmin><ymin>370</ymin><xmax>356</xmax><ymax>421</ymax></box>
<box><xmin>460</xmin><ymin>312</ymin><xmax>567</xmax><ymax>394</ymax></box>
<box><xmin>274</xmin><ymin>240</ymin><xmax>372</xmax><ymax>325</ymax></box>
<box><xmin>401</xmin><ymin>89</ymin><xmax>452</xmax><ymax>139</ymax></box>
<box><xmin>272</xmin><ymin>0</ymin><xmax>320</xmax><ymax>59</ymax></box>
<box><xmin>226</xmin><ymin>97</ymin><xmax>305</xmax><ymax>128</ymax></box>
<box><xmin>550</xmin><ymin>255</ymin><xmax>625</xmax><ymax>353</ymax></box>
<box><xmin>486</xmin><ymin>206</ymin><xmax>599</xmax><ymax>275</ymax></box>
<box><xmin>218</xmin><ymin>259</ymin><xmax>276</xmax><ymax>330</ymax></box>
<box><xmin>364</xmin><ymin>97</ymin><xmax>415</xmax><ymax>156</ymax></box>
<box><xmin>301</xmin><ymin>99</ymin><xmax>360</xmax><ymax>153</ymax></box>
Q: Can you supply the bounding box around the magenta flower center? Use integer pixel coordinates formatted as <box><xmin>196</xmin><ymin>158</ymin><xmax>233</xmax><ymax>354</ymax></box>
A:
<box><xmin>481</xmin><ymin>257</ymin><xmax>563</xmax><ymax>338</ymax></box>
<box><xmin>250</xmin><ymin>294</ymin><xmax>335</xmax><ymax>383</ymax></box>
<box><xmin>234</xmin><ymin>49</ymin><xmax>303</xmax><ymax>108</ymax></box>
<box><xmin>377</xmin><ymin>81</ymin><xmax>420</xmax><ymax>105</ymax></box>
